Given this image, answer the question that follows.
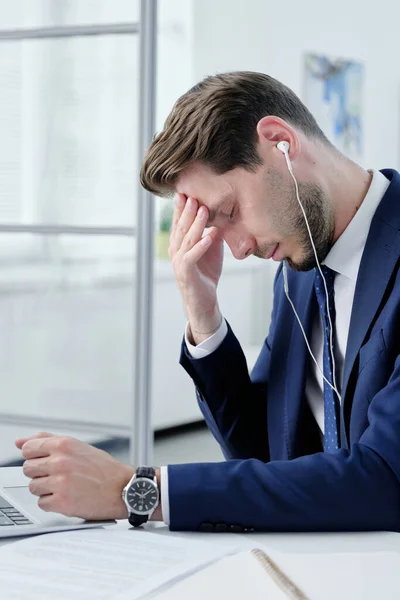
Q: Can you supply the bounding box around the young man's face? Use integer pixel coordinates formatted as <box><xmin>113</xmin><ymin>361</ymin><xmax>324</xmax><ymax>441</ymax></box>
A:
<box><xmin>176</xmin><ymin>161</ymin><xmax>334</xmax><ymax>271</ymax></box>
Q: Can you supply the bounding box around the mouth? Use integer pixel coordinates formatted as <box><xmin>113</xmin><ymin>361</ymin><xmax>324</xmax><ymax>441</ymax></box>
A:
<box><xmin>266</xmin><ymin>243</ymin><xmax>279</xmax><ymax>260</ymax></box>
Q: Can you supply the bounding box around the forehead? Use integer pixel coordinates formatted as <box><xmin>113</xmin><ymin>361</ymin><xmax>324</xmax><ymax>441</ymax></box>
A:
<box><xmin>176</xmin><ymin>163</ymin><xmax>233</xmax><ymax>206</ymax></box>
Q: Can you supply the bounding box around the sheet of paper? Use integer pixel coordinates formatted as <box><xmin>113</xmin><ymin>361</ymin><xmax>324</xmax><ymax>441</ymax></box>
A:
<box><xmin>135</xmin><ymin>550</ymin><xmax>289</xmax><ymax>600</ymax></box>
<box><xmin>144</xmin><ymin>546</ymin><xmax>400</xmax><ymax>600</ymax></box>
<box><xmin>0</xmin><ymin>527</ymin><xmax>235</xmax><ymax>600</ymax></box>
<box><xmin>264</xmin><ymin>548</ymin><xmax>400</xmax><ymax>600</ymax></box>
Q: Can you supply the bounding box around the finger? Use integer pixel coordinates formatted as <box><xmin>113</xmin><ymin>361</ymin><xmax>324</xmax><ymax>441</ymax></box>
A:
<box><xmin>29</xmin><ymin>476</ymin><xmax>55</xmax><ymax>498</ymax></box>
<box><xmin>172</xmin><ymin>193</ymin><xmax>187</xmax><ymax>231</ymax></box>
<box><xmin>15</xmin><ymin>431</ymin><xmax>55</xmax><ymax>450</ymax></box>
<box><xmin>181</xmin><ymin>232</ymin><xmax>216</xmax><ymax>268</ymax></box>
<box><xmin>206</xmin><ymin>226</ymin><xmax>223</xmax><ymax>246</ymax></box>
<box><xmin>23</xmin><ymin>457</ymin><xmax>50</xmax><ymax>479</ymax></box>
<box><xmin>20</xmin><ymin>436</ymin><xmax>57</xmax><ymax>460</ymax></box>
<box><xmin>170</xmin><ymin>197</ymin><xmax>199</xmax><ymax>252</ymax></box>
<box><xmin>37</xmin><ymin>494</ymin><xmax>56</xmax><ymax>513</ymax></box>
<box><xmin>178</xmin><ymin>205</ymin><xmax>209</xmax><ymax>255</ymax></box>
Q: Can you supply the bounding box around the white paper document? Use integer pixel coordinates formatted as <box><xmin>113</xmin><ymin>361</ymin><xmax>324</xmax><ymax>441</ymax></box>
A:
<box><xmin>141</xmin><ymin>546</ymin><xmax>400</xmax><ymax>600</ymax></box>
<box><xmin>0</xmin><ymin>527</ymin><xmax>234</xmax><ymax>600</ymax></box>
<box><xmin>2</xmin><ymin>526</ymin><xmax>400</xmax><ymax>600</ymax></box>
<box><xmin>277</xmin><ymin>550</ymin><xmax>400</xmax><ymax>600</ymax></box>
<box><xmin>139</xmin><ymin>549</ymin><xmax>290</xmax><ymax>600</ymax></box>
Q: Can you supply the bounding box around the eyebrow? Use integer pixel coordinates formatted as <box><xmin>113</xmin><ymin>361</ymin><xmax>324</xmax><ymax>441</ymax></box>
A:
<box><xmin>205</xmin><ymin>198</ymin><xmax>232</xmax><ymax>227</ymax></box>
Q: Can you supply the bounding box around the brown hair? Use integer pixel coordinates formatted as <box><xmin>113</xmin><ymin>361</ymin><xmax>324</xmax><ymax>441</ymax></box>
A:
<box><xmin>140</xmin><ymin>71</ymin><xmax>329</xmax><ymax>197</ymax></box>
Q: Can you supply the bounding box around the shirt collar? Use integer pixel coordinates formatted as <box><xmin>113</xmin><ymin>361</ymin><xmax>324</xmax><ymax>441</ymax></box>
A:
<box><xmin>323</xmin><ymin>170</ymin><xmax>390</xmax><ymax>281</ymax></box>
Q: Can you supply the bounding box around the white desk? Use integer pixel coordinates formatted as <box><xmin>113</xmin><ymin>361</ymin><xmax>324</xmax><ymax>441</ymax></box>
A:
<box><xmin>2</xmin><ymin>521</ymin><xmax>400</xmax><ymax>598</ymax></box>
<box><xmin>2</xmin><ymin>518</ymin><xmax>400</xmax><ymax>552</ymax></box>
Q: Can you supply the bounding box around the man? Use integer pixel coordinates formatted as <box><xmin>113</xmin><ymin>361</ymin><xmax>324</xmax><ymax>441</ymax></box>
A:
<box><xmin>16</xmin><ymin>71</ymin><xmax>400</xmax><ymax>532</ymax></box>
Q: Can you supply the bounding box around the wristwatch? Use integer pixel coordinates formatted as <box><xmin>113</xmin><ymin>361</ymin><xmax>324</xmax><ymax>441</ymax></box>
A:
<box><xmin>122</xmin><ymin>467</ymin><xmax>160</xmax><ymax>527</ymax></box>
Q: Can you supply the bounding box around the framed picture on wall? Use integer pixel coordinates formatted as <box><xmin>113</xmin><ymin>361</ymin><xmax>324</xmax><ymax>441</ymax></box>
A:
<box><xmin>304</xmin><ymin>53</ymin><xmax>364</xmax><ymax>163</ymax></box>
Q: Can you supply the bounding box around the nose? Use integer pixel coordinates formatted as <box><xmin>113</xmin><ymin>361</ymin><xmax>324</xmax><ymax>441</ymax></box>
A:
<box><xmin>223</xmin><ymin>230</ymin><xmax>255</xmax><ymax>260</ymax></box>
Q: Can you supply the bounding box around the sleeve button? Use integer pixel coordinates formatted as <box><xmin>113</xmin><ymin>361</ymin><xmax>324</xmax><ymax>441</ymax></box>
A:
<box><xmin>199</xmin><ymin>522</ymin><xmax>214</xmax><ymax>532</ymax></box>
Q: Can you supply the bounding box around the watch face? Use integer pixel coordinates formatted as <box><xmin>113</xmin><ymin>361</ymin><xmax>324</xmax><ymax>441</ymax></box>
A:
<box><xmin>127</xmin><ymin>478</ymin><xmax>159</xmax><ymax>514</ymax></box>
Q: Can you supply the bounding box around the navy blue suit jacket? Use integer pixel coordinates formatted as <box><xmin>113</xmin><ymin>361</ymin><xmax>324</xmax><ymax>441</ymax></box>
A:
<box><xmin>168</xmin><ymin>169</ymin><xmax>400</xmax><ymax>533</ymax></box>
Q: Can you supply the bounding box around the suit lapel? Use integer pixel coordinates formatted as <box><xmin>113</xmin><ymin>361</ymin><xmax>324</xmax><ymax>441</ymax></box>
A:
<box><xmin>341</xmin><ymin>170</ymin><xmax>400</xmax><ymax>444</ymax></box>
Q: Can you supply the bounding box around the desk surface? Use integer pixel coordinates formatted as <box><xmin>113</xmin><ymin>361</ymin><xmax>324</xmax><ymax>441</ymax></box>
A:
<box><xmin>2</xmin><ymin>518</ymin><xmax>400</xmax><ymax>552</ymax></box>
<box><xmin>2</xmin><ymin>521</ymin><xmax>400</xmax><ymax>599</ymax></box>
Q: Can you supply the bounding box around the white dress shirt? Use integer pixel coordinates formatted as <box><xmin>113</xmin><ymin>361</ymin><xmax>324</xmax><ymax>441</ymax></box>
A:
<box><xmin>306</xmin><ymin>170</ymin><xmax>389</xmax><ymax>431</ymax></box>
<box><xmin>160</xmin><ymin>169</ymin><xmax>389</xmax><ymax>525</ymax></box>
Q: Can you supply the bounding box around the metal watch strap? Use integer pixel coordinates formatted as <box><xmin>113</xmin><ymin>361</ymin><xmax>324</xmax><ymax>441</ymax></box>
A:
<box><xmin>128</xmin><ymin>467</ymin><xmax>156</xmax><ymax>528</ymax></box>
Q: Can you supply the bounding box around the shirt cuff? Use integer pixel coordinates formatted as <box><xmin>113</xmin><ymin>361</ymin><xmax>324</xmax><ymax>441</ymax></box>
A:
<box><xmin>160</xmin><ymin>466</ymin><xmax>170</xmax><ymax>526</ymax></box>
<box><xmin>184</xmin><ymin>318</ymin><xmax>228</xmax><ymax>359</ymax></box>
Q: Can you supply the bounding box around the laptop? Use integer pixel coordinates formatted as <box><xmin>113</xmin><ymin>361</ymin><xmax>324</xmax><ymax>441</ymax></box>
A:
<box><xmin>0</xmin><ymin>466</ymin><xmax>116</xmax><ymax>539</ymax></box>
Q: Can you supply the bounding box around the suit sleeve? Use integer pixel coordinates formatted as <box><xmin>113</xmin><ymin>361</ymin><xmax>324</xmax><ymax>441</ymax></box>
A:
<box><xmin>167</xmin><ymin>353</ymin><xmax>400</xmax><ymax>532</ymax></box>
<box><xmin>179</xmin><ymin>266</ymin><xmax>283</xmax><ymax>463</ymax></box>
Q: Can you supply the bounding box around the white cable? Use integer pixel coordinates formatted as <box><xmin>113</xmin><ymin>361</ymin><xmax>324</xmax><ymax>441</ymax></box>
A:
<box><xmin>283</xmin><ymin>264</ymin><xmax>341</xmax><ymax>400</ymax></box>
<box><xmin>282</xmin><ymin>151</ymin><xmax>341</xmax><ymax>403</ymax></box>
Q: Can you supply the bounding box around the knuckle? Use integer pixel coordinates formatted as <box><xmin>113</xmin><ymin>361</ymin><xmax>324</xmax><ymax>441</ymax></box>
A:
<box><xmin>183</xmin><ymin>234</ymin><xmax>193</xmax><ymax>248</ymax></box>
<box><xmin>55</xmin><ymin>436</ymin><xmax>73</xmax><ymax>453</ymax></box>
<box><xmin>57</xmin><ymin>473</ymin><xmax>70</xmax><ymax>491</ymax></box>
<box><xmin>57</xmin><ymin>473</ymin><xmax>68</xmax><ymax>487</ymax></box>
<box><xmin>177</xmin><ymin>221</ymin><xmax>188</xmax><ymax>237</ymax></box>
<box><xmin>182</xmin><ymin>252</ymin><xmax>193</xmax><ymax>265</ymax></box>
<box><xmin>51</xmin><ymin>455</ymin><xmax>70</xmax><ymax>473</ymax></box>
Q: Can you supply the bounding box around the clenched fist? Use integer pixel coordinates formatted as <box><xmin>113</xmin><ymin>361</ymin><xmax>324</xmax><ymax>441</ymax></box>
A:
<box><xmin>16</xmin><ymin>432</ymin><xmax>134</xmax><ymax>521</ymax></box>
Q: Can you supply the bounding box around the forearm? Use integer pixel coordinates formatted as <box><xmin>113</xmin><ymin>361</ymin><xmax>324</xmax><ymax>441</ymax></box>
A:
<box><xmin>181</xmin><ymin>324</ymin><xmax>270</xmax><ymax>461</ymax></box>
<box><xmin>166</xmin><ymin>444</ymin><xmax>400</xmax><ymax>532</ymax></box>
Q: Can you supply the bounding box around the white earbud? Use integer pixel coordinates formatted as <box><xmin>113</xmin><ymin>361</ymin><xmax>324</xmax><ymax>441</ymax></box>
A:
<box><xmin>277</xmin><ymin>141</ymin><xmax>293</xmax><ymax>173</ymax></box>
<box><xmin>277</xmin><ymin>141</ymin><xmax>290</xmax><ymax>154</ymax></box>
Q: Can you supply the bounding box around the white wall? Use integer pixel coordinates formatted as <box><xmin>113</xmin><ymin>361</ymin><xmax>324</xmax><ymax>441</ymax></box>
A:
<box><xmin>4</xmin><ymin>1</ymin><xmax>398</xmax><ymax>436</ymax></box>
<box><xmin>192</xmin><ymin>0</ymin><xmax>400</xmax><ymax>170</ymax></box>
<box><xmin>156</xmin><ymin>0</ymin><xmax>194</xmax><ymax>129</ymax></box>
<box><xmin>154</xmin><ymin>0</ymin><xmax>195</xmax><ymax>227</ymax></box>
<box><xmin>193</xmin><ymin>0</ymin><xmax>269</xmax><ymax>76</ymax></box>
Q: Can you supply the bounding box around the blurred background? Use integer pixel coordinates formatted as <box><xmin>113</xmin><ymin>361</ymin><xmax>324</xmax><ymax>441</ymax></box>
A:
<box><xmin>0</xmin><ymin>0</ymin><xmax>398</xmax><ymax>468</ymax></box>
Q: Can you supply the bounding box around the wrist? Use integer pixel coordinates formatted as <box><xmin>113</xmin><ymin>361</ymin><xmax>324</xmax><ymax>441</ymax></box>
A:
<box><xmin>116</xmin><ymin>465</ymin><xmax>136</xmax><ymax>520</ymax></box>
<box><xmin>188</xmin><ymin>307</ymin><xmax>222</xmax><ymax>345</ymax></box>
<box><xmin>150</xmin><ymin>468</ymin><xmax>163</xmax><ymax>521</ymax></box>
<box><xmin>121</xmin><ymin>467</ymin><xmax>163</xmax><ymax>523</ymax></box>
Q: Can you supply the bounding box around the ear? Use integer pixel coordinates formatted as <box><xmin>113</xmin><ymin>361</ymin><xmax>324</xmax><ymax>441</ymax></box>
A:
<box><xmin>256</xmin><ymin>116</ymin><xmax>300</xmax><ymax>162</ymax></box>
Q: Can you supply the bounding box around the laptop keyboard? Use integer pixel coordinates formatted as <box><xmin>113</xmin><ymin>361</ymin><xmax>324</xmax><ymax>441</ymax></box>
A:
<box><xmin>0</xmin><ymin>495</ymin><xmax>33</xmax><ymax>526</ymax></box>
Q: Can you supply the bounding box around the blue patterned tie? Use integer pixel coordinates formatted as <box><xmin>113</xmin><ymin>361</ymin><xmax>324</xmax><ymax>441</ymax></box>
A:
<box><xmin>314</xmin><ymin>266</ymin><xmax>339</xmax><ymax>452</ymax></box>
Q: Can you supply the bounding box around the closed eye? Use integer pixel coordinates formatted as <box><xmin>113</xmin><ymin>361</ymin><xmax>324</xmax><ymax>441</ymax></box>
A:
<box><xmin>229</xmin><ymin>206</ymin><xmax>235</xmax><ymax>221</ymax></box>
